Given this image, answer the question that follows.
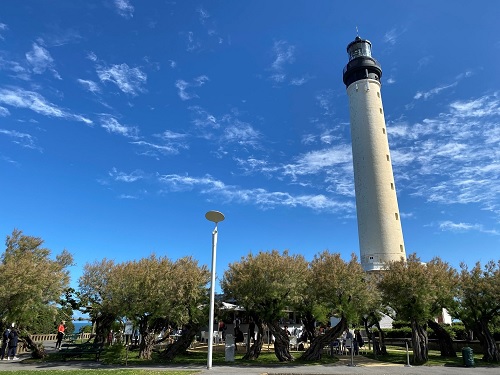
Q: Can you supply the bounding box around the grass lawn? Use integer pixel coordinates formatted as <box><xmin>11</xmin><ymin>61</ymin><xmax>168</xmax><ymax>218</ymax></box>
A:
<box><xmin>20</xmin><ymin>343</ymin><xmax>338</xmax><ymax>369</ymax></box>
<box><xmin>365</xmin><ymin>345</ymin><xmax>499</xmax><ymax>367</ymax></box>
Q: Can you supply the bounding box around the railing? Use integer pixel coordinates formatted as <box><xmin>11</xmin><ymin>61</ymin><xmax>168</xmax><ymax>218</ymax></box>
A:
<box><xmin>17</xmin><ymin>333</ymin><xmax>93</xmax><ymax>354</ymax></box>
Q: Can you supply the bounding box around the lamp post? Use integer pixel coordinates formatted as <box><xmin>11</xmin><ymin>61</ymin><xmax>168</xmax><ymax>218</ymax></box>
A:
<box><xmin>205</xmin><ymin>210</ymin><xmax>225</xmax><ymax>370</ymax></box>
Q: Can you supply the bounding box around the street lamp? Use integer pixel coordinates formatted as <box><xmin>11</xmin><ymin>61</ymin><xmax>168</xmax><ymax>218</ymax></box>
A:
<box><xmin>205</xmin><ymin>210</ymin><xmax>225</xmax><ymax>370</ymax></box>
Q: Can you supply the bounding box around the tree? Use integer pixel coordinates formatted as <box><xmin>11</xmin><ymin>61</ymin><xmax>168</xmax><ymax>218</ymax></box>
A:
<box><xmin>106</xmin><ymin>255</ymin><xmax>173</xmax><ymax>359</ymax></box>
<box><xmin>78</xmin><ymin>259</ymin><xmax>119</xmax><ymax>344</ymax></box>
<box><xmin>455</xmin><ymin>261</ymin><xmax>500</xmax><ymax>362</ymax></box>
<box><xmin>378</xmin><ymin>254</ymin><xmax>458</xmax><ymax>365</ymax></box>
<box><xmin>0</xmin><ymin>229</ymin><xmax>73</xmax><ymax>358</ymax></box>
<box><xmin>221</xmin><ymin>250</ymin><xmax>309</xmax><ymax>361</ymax></box>
<box><xmin>300</xmin><ymin>252</ymin><xmax>375</xmax><ymax>361</ymax></box>
<box><xmin>160</xmin><ymin>256</ymin><xmax>210</xmax><ymax>360</ymax></box>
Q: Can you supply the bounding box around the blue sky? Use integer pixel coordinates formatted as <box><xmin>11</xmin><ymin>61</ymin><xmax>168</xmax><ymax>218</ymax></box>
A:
<box><xmin>1</xmin><ymin>0</ymin><xmax>499</xmax><ymax>290</ymax></box>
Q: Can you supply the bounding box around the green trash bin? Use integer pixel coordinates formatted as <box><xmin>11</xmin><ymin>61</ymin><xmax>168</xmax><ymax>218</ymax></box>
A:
<box><xmin>462</xmin><ymin>346</ymin><xmax>474</xmax><ymax>367</ymax></box>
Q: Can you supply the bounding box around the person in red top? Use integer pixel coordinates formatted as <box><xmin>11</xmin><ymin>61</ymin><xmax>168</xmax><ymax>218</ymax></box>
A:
<box><xmin>55</xmin><ymin>321</ymin><xmax>65</xmax><ymax>350</ymax></box>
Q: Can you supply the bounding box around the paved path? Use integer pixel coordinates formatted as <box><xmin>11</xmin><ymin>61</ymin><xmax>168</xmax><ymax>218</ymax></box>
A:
<box><xmin>0</xmin><ymin>341</ymin><xmax>497</xmax><ymax>374</ymax></box>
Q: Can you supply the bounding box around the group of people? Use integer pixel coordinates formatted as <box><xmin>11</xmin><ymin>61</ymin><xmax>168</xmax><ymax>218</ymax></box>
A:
<box><xmin>1</xmin><ymin>323</ymin><xmax>19</xmax><ymax>361</ymax></box>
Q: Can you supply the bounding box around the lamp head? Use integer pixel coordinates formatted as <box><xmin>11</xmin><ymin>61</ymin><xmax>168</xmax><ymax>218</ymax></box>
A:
<box><xmin>205</xmin><ymin>210</ymin><xmax>225</xmax><ymax>223</ymax></box>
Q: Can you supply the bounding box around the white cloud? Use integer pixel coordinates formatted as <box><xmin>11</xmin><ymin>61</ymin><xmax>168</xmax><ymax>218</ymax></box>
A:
<box><xmin>131</xmin><ymin>140</ymin><xmax>185</xmax><ymax>156</ymax></box>
<box><xmin>175</xmin><ymin>75</ymin><xmax>209</xmax><ymax>101</ymax></box>
<box><xmin>0</xmin><ymin>22</ymin><xmax>8</xmax><ymax>40</ymax></box>
<box><xmin>222</xmin><ymin>119</ymin><xmax>260</xmax><ymax>146</ymax></box>
<box><xmin>25</xmin><ymin>42</ymin><xmax>61</xmax><ymax>79</ymax></box>
<box><xmin>439</xmin><ymin>221</ymin><xmax>499</xmax><ymax>235</ymax></box>
<box><xmin>109</xmin><ymin>167</ymin><xmax>143</xmax><ymax>182</ymax></box>
<box><xmin>283</xmin><ymin>145</ymin><xmax>352</xmax><ymax>179</ymax></box>
<box><xmin>0</xmin><ymin>87</ymin><xmax>92</xmax><ymax>124</ymax></box>
<box><xmin>391</xmin><ymin>93</ymin><xmax>500</xmax><ymax>214</ymax></box>
<box><xmin>414</xmin><ymin>82</ymin><xmax>457</xmax><ymax>100</ymax></box>
<box><xmin>87</xmin><ymin>52</ymin><xmax>97</xmax><ymax>61</ymax></box>
<box><xmin>384</xmin><ymin>28</ymin><xmax>400</xmax><ymax>45</ymax></box>
<box><xmin>99</xmin><ymin>115</ymin><xmax>139</xmax><ymax>139</ymax></box>
<box><xmin>77</xmin><ymin>79</ymin><xmax>101</xmax><ymax>94</ymax></box>
<box><xmin>157</xmin><ymin>173</ymin><xmax>353</xmax><ymax>212</ymax></box>
<box><xmin>271</xmin><ymin>40</ymin><xmax>295</xmax><ymax>71</ymax></box>
<box><xmin>0</xmin><ymin>106</ymin><xmax>9</xmax><ymax>116</ymax></box>
<box><xmin>97</xmin><ymin>63</ymin><xmax>147</xmax><ymax>95</ymax></box>
<box><xmin>0</xmin><ymin>128</ymin><xmax>39</xmax><ymax>150</ymax></box>
<box><xmin>114</xmin><ymin>0</ymin><xmax>134</xmax><ymax>19</ymax></box>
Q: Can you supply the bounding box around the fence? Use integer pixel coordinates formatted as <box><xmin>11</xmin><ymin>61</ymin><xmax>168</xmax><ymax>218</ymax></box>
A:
<box><xmin>17</xmin><ymin>333</ymin><xmax>93</xmax><ymax>354</ymax></box>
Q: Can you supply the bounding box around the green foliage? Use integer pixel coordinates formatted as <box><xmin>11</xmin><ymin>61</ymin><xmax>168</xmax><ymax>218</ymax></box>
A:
<box><xmin>0</xmin><ymin>229</ymin><xmax>73</xmax><ymax>331</ymax></box>
<box><xmin>221</xmin><ymin>249</ymin><xmax>308</xmax><ymax>322</ymax></box>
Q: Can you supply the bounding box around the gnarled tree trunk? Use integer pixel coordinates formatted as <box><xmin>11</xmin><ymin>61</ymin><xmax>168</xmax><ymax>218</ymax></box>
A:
<box><xmin>300</xmin><ymin>316</ymin><xmax>347</xmax><ymax>361</ymax></box>
<box><xmin>93</xmin><ymin>313</ymin><xmax>116</xmax><ymax>345</ymax></box>
<box><xmin>477</xmin><ymin>319</ymin><xmax>500</xmax><ymax>362</ymax></box>
<box><xmin>411</xmin><ymin>319</ymin><xmax>428</xmax><ymax>365</ymax></box>
<box><xmin>161</xmin><ymin>322</ymin><xmax>200</xmax><ymax>361</ymax></box>
<box><xmin>300</xmin><ymin>312</ymin><xmax>316</xmax><ymax>344</ymax></box>
<box><xmin>373</xmin><ymin>320</ymin><xmax>388</xmax><ymax>355</ymax></box>
<box><xmin>242</xmin><ymin>319</ymin><xmax>264</xmax><ymax>360</ymax></box>
<box><xmin>20</xmin><ymin>334</ymin><xmax>46</xmax><ymax>359</ymax></box>
<box><xmin>427</xmin><ymin>319</ymin><xmax>456</xmax><ymax>357</ymax></box>
<box><xmin>268</xmin><ymin>321</ymin><xmax>293</xmax><ymax>362</ymax></box>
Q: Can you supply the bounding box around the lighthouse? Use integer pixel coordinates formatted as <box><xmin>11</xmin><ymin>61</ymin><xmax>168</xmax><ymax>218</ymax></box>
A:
<box><xmin>343</xmin><ymin>36</ymin><xmax>406</xmax><ymax>271</ymax></box>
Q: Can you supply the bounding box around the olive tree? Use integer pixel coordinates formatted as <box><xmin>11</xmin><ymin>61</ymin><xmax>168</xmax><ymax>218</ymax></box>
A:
<box><xmin>221</xmin><ymin>250</ymin><xmax>308</xmax><ymax>362</ymax></box>
<box><xmin>300</xmin><ymin>252</ymin><xmax>375</xmax><ymax>360</ymax></box>
<box><xmin>378</xmin><ymin>254</ymin><xmax>458</xmax><ymax>365</ymax></box>
<box><xmin>0</xmin><ymin>229</ymin><xmax>73</xmax><ymax>358</ymax></box>
<box><xmin>455</xmin><ymin>261</ymin><xmax>500</xmax><ymax>362</ymax></box>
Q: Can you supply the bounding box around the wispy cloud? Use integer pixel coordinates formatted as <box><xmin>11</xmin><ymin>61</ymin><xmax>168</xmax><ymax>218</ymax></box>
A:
<box><xmin>0</xmin><ymin>128</ymin><xmax>40</xmax><ymax>150</ymax></box>
<box><xmin>97</xmin><ymin>63</ymin><xmax>147</xmax><ymax>96</ymax></box>
<box><xmin>439</xmin><ymin>221</ymin><xmax>499</xmax><ymax>235</ymax></box>
<box><xmin>188</xmin><ymin>106</ymin><xmax>216</xmax><ymax>126</ymax></box>
<box><xmin>99</xmin><ymin>115</ymin><xmax>139</xmax><ymax>139</ymax></box>
<box><xmin>0</xmin><ymin>87</ymin><xmax>92</xmax><ymax>124</ymax></box>
<box><xmin>391</xmin><ymin>93</ymin><xmax>500</xmax><ymax>214</ymax></box>
<box><xmin>383</xmin><ymin>28</ymin><xmax>404</xmax><ymax>45</ymax></box>
<box><xmin>157</xmin><ymin>173</ymin><xmax>353</xmax><ymax>212</ymax></box>
<box><xmin>114</xmin><ymin>0</ymin><xmax>134</xmax><ymax>19</ymax></box>
<box><xmin>175</xmin><ymin>75</ymin><xmax>209</xmax><ymax>100</ymax></box>
<box><xmin>0</xmin><ymin>106</ymin><xmax>9</xmax><ymax>116</ymax></box>
<box><xmin>134</xmin><ymin>129</ymin><xmax>191</xmax><ymax>156</ymax></box>
<box><xmin>25</xmin><ymin>42</ymin><xmax>61</xmax><ymax>79</ymax></box>
<box><xmin>414</xmin><ymin>82</ymin><xmax>457</xmax><ymax>100</ymax></box>
<box><xmin>221</xmin><ymin>118</ymin><xmax>260</xmax><ymax>147</ymax></box>
<box><xmin>109</xmin><ymin>167</ymin><xmax>143</xmax><ymax>182</ymax></box>
<box><xmin>269</xmin><ymin>40</ymin><xmax>295</xmax><ymax>83</ymax></box>
<box><xmin>77</xmin><ymin>79</ymin><xmax>101</xmax><ymax>94</ymax></box>
<box><xmin>0</xmin><ymin>23</ymin><xmax>8</xmax><ymax>40</ymax></box>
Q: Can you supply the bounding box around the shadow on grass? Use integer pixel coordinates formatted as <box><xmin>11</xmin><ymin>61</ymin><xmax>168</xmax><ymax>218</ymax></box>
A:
<box><xmin>32</xmin><ymin>345</ymin><xmax>338</xmax><ymax>368</ymax></box>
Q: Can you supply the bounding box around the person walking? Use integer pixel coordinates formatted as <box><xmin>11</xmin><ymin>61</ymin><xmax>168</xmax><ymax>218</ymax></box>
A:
<box><xmin>7</xmin><ymin>324</ymin><xmax>19</xmax><ymax>360</ymax></box>
<box><xmin>0</xmin><ymin>326</ymin><xmax>10</xmax><ymax>360</ymax></box>
<box><xmin>55</xmin><ymin>320</ymin><xmax>65</xmax><ymax>350</ymax></box>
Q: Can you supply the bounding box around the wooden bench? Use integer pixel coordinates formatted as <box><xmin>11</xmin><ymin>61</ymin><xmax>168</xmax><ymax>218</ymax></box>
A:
<box><xmin>60</xmin><ymin>343</ymin><xmax>104</xmax><ymax>361</ymax></box>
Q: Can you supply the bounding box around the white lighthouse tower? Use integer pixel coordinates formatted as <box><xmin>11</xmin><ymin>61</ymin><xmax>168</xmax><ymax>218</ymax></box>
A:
<box><xmin>343</xmin><ymin>36</ymin><xmax>406</xmax><ymax>271</ymax></box>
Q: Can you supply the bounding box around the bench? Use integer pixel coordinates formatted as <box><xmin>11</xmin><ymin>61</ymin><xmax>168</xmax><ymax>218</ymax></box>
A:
<box><xmin>64</xmin><ymin>333</ymin><xmax>79</xmax><ymax>344</ymax></box>
<box><xmin>60</xmin><ymin>343</ymin><xmax>104</xmax><ymax>361</ymax></box>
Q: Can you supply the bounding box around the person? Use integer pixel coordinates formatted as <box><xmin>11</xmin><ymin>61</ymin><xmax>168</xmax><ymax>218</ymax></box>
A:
<box><xmin>248</xmin><ymin>318</ymin><xmax>255</xmax><ymax>343</ymax></box>
<box><xmin>344</xmin><ymin>328</ymin><xmax>354</xmax><ymax>354</ymax></box>
<box><xmin>234</xmin><ymin>325</ymin><xmax>244</xmax><ymax>351</ymax></box>
<box><xmin>1</xmin><ymin>326</ymin><xmax>10</xmax><ymax>360</ymax></box>
<box><xmin>233</xmin><ymin>316</ymin><xmax>240</xmax><ymax>332</ymax></box>
<box><xmin>7</xmin><ymin>324</ymin><xmax>19</xmax><ymax>360</ymax></box>
<box><xmin>354</xmin><ymin>329</ymin><xmax>364</xmax><ymax>355</ymax></box>
<box><xmin>55</xmin><ymin>320</ymin><xmax>65</xmax><ymax>350</ymax></box>
<box><xmin>283</xmin><ymin>325</ymin><xmax>291</xmax><ymax>336</ymax></box>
